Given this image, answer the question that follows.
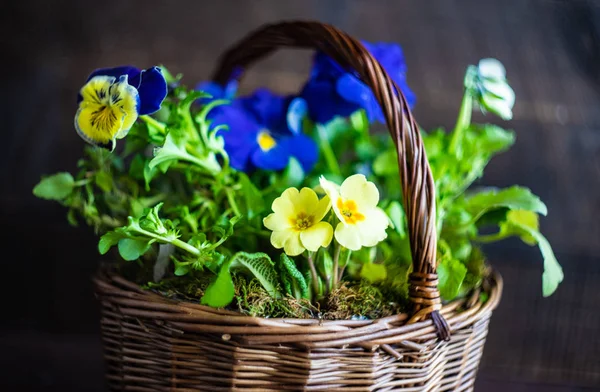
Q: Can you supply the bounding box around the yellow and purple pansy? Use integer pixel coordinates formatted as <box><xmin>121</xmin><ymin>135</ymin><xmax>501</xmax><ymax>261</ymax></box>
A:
<box><xmin>75</xmin><ymin>66</ymin><xmax>168</xmax><ymax>151</ymax></box>
<box><xmin>200</xmin><ymin>83</ymin><xmax>318</xmax><ymax>173</ymax></box>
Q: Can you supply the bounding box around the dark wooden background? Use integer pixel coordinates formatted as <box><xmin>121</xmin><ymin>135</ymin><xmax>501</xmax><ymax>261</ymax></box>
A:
<box><xmin>1</xmin><ymin>0</ymin><xmax>599</xmax><ymax>391</ymax></box>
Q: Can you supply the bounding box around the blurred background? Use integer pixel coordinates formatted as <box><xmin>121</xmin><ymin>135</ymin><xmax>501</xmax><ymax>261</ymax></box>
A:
<box><xmin>1</xmin><ymin>0</ymin><xmax>599</xmax><ymax>390</ymax></box>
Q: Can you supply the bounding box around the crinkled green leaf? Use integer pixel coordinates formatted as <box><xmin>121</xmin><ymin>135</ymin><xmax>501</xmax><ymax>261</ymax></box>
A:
<box><xmin>437</xmin><ymin>258</ymin><xmax>468</xmax><ymax>300</ymax></box>
<box><xmin>231</xmin><ymin>252</ymin><xmax>281</xmax><ymax>298</ymax></box>
<box><xmin>280</xmin><ymin>254</ymin><xmax>309</xmax><ymax>299</ymax></box>
<box><xmin>33</xmin><ymin>172</ymin><xmax>75</xmax><ymax>200</ymax></box>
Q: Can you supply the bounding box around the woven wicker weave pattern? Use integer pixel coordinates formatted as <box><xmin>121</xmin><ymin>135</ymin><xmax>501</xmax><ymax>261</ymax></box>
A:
<box><xmin>95</xmin><ymin>20</ymin><xmax>503</xmax><ymax>391</ymax></box>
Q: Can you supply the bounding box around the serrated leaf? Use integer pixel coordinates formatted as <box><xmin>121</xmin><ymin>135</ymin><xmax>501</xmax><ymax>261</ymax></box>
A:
<box><xmin>437</xmin><ymin>258</ymin><xmax>468</xmax><ymax>300</ymax></box>
<box><xmin>360</xmin><ymin>263</ymin><xmax>387</xmax><ymax>283</ymax></box>
<box><xmin>201</xmin><ymin>260</ymin><xmax>235</xmax><ymax>308</ymax></box>
<box><xmin>118</xmin><ymin>238</ymin><xmax>152</xmax><ymax>261</ymax></box>
<box><xmin>33</xmin><ymin>172</ymin><xmax>75</xmax><ymax>200</ymax></box>
<box><xmin>231</xmin><ymin>252</ymin><xmax>281</xmax><ymax>298</ymax></box>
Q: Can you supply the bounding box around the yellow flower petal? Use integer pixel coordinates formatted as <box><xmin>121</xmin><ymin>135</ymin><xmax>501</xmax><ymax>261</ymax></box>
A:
<box><xmin>296</xmin><ymin>187</ymin><xmax>320</xmax><ymax>214</ymax></box>
<box><xmin>271</xmin><ymin>189</ymin><xmax>298</xmax><ymax>217</ymax></box>
<box><xmin>300</xmin><ymin>221</ymin><xmax>333</xmax><ymax>251</ymax></box>
<box><xmin>334</xmin><ymin>223</ymin><xmax>362</xmax><ymax>251</ymax></box>
<box><xmin>263</xmin><ymin>212</ymin><xmax>292</xmax><ymax>231</ymax></box>
<box><xmin>319</xmin><ymin>176</ymin><xmax>344</xmax><ymax>223</ymax></box>
<box><xmin>357</xmin><ymin>207</ymin><xmax>389</xmax><ymax>247</ymax></box>
<box><xmin>283</xmin><ymin>232</ymin><xmax>305</xmax><ymax>256</ymax></box>
<box><xmin>311</xmin><ymin>195</ymin><xmax>331</xmax><ymax>222</ymax></box>
<box><xmin>270</xmin><ymin>229</ymin><xmax>305</xmax><ymax>256</ymax></box>
<box><xmin>340</xmin><ymin>174</ymin><xmax>379</xmax><ymax>209</ymax></box>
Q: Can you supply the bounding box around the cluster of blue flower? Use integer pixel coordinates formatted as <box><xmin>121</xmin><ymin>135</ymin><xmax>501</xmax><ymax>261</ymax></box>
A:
<box><xmin>199</xmin><ymin>41</ymin><xmax>415</xmax><ymax>173</ymax></box>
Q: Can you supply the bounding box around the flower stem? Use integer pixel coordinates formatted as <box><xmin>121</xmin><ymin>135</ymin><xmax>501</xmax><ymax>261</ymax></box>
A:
<box><xmin>332</xmin><ymin>244</ymin><xmax>341</xmax><ymax>287</ymax></box>
<box><xmin>448</xmin><ymin>91</ymin><xmax>473</xmax><ymax>157</ymax></box>
<box><xmin>140</xmin><ymin>115</ymin><xmax>167</xmax><ymax>134</ymax></box>
<box><xmin>225</xmin><ymin>188</ymin><xmax>242</xmax><ymax>217</ymax></box>
<box><xmin>306</xmin><ymin>251</ymin><xmax>320</xmax><ymax>299</ymax></box>
<box><xmin>316</xmin><ymin>124</ymin><xmax>341</xmax><ymax>176</ymax></box>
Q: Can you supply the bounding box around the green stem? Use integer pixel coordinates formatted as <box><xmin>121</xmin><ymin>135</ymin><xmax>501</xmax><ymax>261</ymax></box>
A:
<box><xmin>140</xmin><ymin>115</ymin><xmax>167</xmax><ymax>134</ymax></box>
<box><xmin>225</xmin><ymin>188</ymin><xmax>242</xmax><ymax>217</ymax></box>
<box><xmin>73</xmin><ymin>179</ymin><xmax>91</xmax><ymax>187</ymax></box>
<box><xmin>337</xmin><ymin>247</ymin><xmax>351</xmax><ymax>285</ymax></box>
<box><xmin>316</xmin><ymin>124</ymin><xmax>342</xmax><ymax>176</ymax></box>
<box><xmin>132</xmin><ymin>226</ymin><xmax>201</xmax><ymax>256</ymax></box>
<box><xmin>306</xmin><ymin>251</ymin><xmax>320</xmax><ymax>299</ymax></box>
<box><xmin>332</xmin><ymin>244</ymin><xmax>341</xmax><ymax>287</ymax></box>
<box><xmin>475</xmin><ymin>232</ymin><xmax>508</xmax><ymax>243</ymax></box>
<box><xmin>448</xmin><ymin>92</ymin><xmax>473</xmax><ymax>156</ymax></box>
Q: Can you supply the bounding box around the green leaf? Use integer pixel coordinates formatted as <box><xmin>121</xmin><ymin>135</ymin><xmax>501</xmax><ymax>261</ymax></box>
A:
<box><xmin>281</xmin><ymin>157</ymin><xmax>305</xmax><ymax>188</ymax></box>
<box><xmin>465</xmin><ymin>186</ymin><xmax>547</xmax><ymax>222</ymax></box>
<box><xmin>385</xmin><ymin>201</ymin><xmax>406</xmax><ymax>237</ymax></box>
<box><xmin>95</xmin><ymin>171</ymin><xmax>113</xmax><ymax>192</ymax></box>
<box><xmin>201</xmin><ymin>260</ymin><xmax>235</xmax><ymax>308</ymax></box>
<box><xmin>231</xmin><ymin>252</ymin><xmax>281</xmax><ymax>298</ymax></box>
<box><xmin>349</xmin><ymin>109</ymin><xmax>368</xmax><ymax>134</ymax></box>
<box><xmin>118</xmin><ymin>238</ymin><xmax>152</xmax><ymax>261</ymax></box>
<box><xmin>237</xmin><ymin>173</ymin><xmax>265</xmax><ymax>219</ymax></box>
<box><xmin>373</xmin><ymin>149</ymin><xmax>398</xmax><ymax>176</ymax></box>
<box><xmin>33</xmin><ymin>172</ymin><xmax>75</xmax><ymax>200</ymax></box>
<box><xmin>173</xmin><ymin>259</ymin><xmax>192</xmax><ymax>276</ymax></box>
<box><xmin>98</xmin><ymin>231</ymin><xmax>122</xmax><ymax>254</ymax></box>
<box><xmin>500</xmin><ymin>210</ymin><xmax>564</xmax><ymax>296</ymax></box>
<box><xmin>470</xmin><ymin>124</ymin><xmax>515</xmax><ymax>154</ymax></box>
<box><xmin>360</xmin><ymin>263</ymin><xmax>387</xmax><ymax>283</ymax></box>
<box><xmin>280</xmin><ymin>254</ymin><xmax>309</xmax><ymax>299</ymax></box>
<box><xmin>437</xmin><ymin>258</ymin><xmax>468</xmax><ymax>300</ymax></box>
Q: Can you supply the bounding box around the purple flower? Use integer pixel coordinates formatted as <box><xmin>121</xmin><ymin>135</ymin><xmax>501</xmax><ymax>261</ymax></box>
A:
<box><xmin>200</xmin><ymin>84</ymin><xmax>318</xmax><ymax>173</ymax></box>
<box><xmin>301</xmin><ymin>41</ymin><xmax>416</xmax><ymax>124</ymax></box>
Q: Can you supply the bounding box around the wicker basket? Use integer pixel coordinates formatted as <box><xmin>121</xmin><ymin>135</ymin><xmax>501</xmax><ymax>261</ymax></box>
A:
<box><xmin>94</xmin><ymin>20</ymin><xmax>503</xmax><ymax>391</ymax></box>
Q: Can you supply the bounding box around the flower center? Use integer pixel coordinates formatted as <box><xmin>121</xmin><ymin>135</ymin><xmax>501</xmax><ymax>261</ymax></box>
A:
<box><xmin>290</xmin><ymin>212</ymin><xmax>313</xmax><ymax>231</ymax></box>
<box><xmin>257</xmin><ymin>130</ymin><xmax>277</xmax><ymax>152</ymax></box>
<box><xmin>336</xmin><ymin>198</ymin><xmax>365</xmax><ymax>225</ymax></box>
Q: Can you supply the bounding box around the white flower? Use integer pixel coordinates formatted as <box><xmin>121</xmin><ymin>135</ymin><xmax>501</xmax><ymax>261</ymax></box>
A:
<box><xmin>319</xmin><ymin>174</ymin><xmax>390</xmax><ymax>251</ymax></box>
<box><xmin>472</xmin><ymin>58</ymin><xmax>515</xmax><ymax>120</ymax></box>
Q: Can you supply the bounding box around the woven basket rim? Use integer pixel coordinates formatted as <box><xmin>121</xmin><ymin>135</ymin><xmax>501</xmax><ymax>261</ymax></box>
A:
<box><xmin>94</xmin><ymin>265</ymin><xmax>502</xmax><ymax>350</ymax></box>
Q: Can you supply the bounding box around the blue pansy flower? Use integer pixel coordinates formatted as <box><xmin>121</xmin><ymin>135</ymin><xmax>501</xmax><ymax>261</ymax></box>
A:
<box><xmin>301</xmin><ymin>41</ymin><xmax>416</xmax><ymax>125</ymax></box>
<box><xmin>75</xmin><ymin>66</ymin><xmax>168</xmax><ymax>150</ymax></box>
<box><xmin>201</xmin><ymin>84</ymin><xmax>317</xmax><ymax>173</ymax></box>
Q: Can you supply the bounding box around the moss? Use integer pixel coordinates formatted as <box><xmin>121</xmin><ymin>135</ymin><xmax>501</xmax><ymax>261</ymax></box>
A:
<box><xmin>121</xmin><ymin>258</ymin><xmax>409</xmax><ymax>320</ymax></box>
<box><xmin>233</xmin><ymin>276</ymin><xmax>319</xmax><ymax>319</ymax></box>
<box><xmin>323</xmin><ymin>280</ymin><xmax>407</xmax><ymax>320</ymax></box>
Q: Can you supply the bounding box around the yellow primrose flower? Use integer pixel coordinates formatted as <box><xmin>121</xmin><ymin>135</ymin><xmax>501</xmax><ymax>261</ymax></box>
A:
<box><xmin>319</xmin><ymin>174</ymin><xmax>390</xmax><ymax>251</ymax></box>
<box><xmin>263</xmin><ymin>187</ymin><xmax>333</xmax><ymax>256</ymax></box>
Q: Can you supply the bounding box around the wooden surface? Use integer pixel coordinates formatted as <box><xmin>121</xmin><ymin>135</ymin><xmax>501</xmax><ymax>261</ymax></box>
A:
<box><xmin>1</xmin><ymin>0</ymin><xmax>599</xmax><ymax>390</ymax></box>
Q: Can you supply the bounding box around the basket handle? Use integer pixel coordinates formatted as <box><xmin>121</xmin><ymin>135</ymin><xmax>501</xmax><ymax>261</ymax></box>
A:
<box><xmin>210</xmin><ymin>20</ymin><xmax>449</xmax><ymax>340</ymax></box>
